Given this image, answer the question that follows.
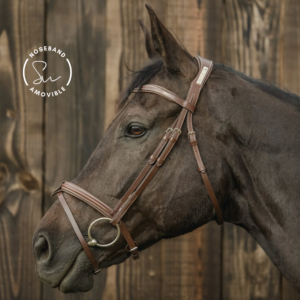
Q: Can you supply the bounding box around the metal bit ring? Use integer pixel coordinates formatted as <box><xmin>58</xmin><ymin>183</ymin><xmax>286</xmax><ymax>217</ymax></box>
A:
<box><xmin>87</xmin><ymin>217</ymin><xmax>120</xmax><ymax>248</ymax></box>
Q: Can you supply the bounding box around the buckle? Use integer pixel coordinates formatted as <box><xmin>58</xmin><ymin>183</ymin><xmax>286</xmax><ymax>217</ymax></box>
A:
<box><xmin>130</xmin><ymin>246</ymin><xmax>138</xmax><ymax>252</ymax></box>
<box><xmin>125</xmin><ymin>242</ymin><xmax>139</xmax><ymax>253</ymax></box>
<box><xmin>173</xmin><ymin>128</ymin><xmax>182</xmax><ymax>135</ymax></box>
<box><xmin>188</xmin><ymin>131</ymin><xmax>195</xmax><ymax>139</ymax></box>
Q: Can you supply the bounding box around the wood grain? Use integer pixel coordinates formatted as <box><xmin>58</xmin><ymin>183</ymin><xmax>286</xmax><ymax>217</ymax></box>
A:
<box><xmin>221</xmin><ymin>1</ymin><xmax>283</xmax><ymax>299</ymax></box>
<box><xmin>197</xmin><ymin>2</ymin><xmax>224</xmax><ymax>299</ymax></box>
<box><xmin>156</xmin><ymin>2</ymin><xmax>209</xmax><ymax>299</ymax></box>
<box><xmin>43</xmin><ymin>0</ymin><xmax>107</xmax><ymax>299</ymax></box>
<box><xmin>101</xmin><ymin>1</ymin><xmax>123</xmax><ymax>296</ymax></box>
<box><xmin>1</xmin><ymin>0</ymin><xmax>300</xmax><ymax>299</ymax></box>
<box><xmin>0</xmin><ymin>1</ymin><xmax>44</xmax><ymax>299</ymax></box>
<box><xmin>223</xmin><ymin>225</ymin><xmax>280</xmax><ymax>300</ymax></box>
<box><xmin>222</xmin><ymin>0</ymin><xmax>282</xmax><ymax>82</ymax></box>
<box><xmin>282</xmin><ymin>0</ymin><xmax>300</xmax><ymax>96</ymax></box>
<box><xmin>282</xmin><ymin>277</ymin><xmax>300</xmax><ymax>300</ymax></box>
<box><xmin>105</xmin><ymin>1</ymin><xmax>163</xmax><ymax>298</ymax></box>
<box><xmin>104</xmin><ymin>0</ymin><xmax>122</xmax><ymax>129</ymax></box>
<box><xmin>281</xmin><ymin>0</ymin><xmax>300</xmax><ymax>298</ymax></box>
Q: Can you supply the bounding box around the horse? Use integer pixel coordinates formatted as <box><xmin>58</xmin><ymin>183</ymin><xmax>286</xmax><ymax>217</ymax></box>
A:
<box><xmin>33</xmin><ymin>5</ymin><xmax>300</xmax><ymax>294</ymax></box>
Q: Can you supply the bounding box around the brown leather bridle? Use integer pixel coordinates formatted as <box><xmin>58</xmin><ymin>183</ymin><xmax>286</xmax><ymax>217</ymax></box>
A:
<box><xmin>52</xmin><ymin>56</ymin><xmax>223</xmax><ymax>274</ymax></box>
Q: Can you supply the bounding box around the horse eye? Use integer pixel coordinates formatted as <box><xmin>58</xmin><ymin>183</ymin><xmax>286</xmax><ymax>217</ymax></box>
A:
<box><xmin>127</xmin><ymin>125</ymin><xmax>146</xmax><ymax>137</ymax></box>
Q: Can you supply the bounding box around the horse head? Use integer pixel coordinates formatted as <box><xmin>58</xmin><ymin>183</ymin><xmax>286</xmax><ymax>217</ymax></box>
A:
<box><xmin>33</xmin><ymin>4</ymin><xmax>300</xmax><ymax>294</ymax></box>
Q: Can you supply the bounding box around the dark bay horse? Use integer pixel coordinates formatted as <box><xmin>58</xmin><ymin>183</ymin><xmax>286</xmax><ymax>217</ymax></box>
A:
<box><xmin>33</xmin><ymin>5</ymin><xmax>300</xmax><ymax>293</ymax></box>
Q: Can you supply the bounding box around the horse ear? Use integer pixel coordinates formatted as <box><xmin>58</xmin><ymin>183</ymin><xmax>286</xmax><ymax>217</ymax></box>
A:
<box><xmin>145</xmin><ymin>4</ymin><xmax>197</xmax><ymax>77</ymax></box>
<box><xmin>138</xmin><ymin>19</ymin><xmax>159</xmax><ymax>59</ymax></box>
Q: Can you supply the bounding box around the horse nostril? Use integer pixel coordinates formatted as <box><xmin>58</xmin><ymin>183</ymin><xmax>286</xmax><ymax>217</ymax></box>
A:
<box><xmin>34</xmin><ymin>235</ymin><xmax>50</xmax><ymax>262</ymax></box>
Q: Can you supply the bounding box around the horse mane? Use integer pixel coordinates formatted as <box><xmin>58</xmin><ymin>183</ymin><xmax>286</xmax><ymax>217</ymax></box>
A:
<box><xmin>214</xmin><ymin>63</ymin><xmax>300</xmax><ymax>104</ymax></box>
<box><xmin>117</xmin><ymin>59</ymin><xmax>300</xmax><ymax>111</ymax></box>
<box><xmin>117</xmin><ymin>58</ymin><xmax>164</xmax><ymax>111</ymax></box>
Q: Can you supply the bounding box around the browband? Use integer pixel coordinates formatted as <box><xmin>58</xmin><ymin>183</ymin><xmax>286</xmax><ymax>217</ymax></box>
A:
<box><xmin>133</xmin><ymin>84</ymin><xmax>196</xmax><ymax>113</ymax></box>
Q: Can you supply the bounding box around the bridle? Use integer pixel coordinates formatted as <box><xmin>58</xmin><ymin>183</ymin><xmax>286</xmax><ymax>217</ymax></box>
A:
<box><xmin>52</xmin><ymin>56</ymin><xmax>223</xmax><ymax>274</ymax></box>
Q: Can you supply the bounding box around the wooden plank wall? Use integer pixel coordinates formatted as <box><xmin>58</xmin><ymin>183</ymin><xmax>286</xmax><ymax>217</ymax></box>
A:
<box><xmin>221</xmin><ymin>1</ymin><xmax>282</xmax><ymax>299</ymax></box>
<box><xmin>0</xmin><ymin>0</ymin><xmax>299</xmax><ymax>299</ymax></box>
<box><xmin>281</xmin><ymin>0</ymin><xmax>300</xmax><ymax>299</ymax></box>
<box><xmin>0</xmin><ymin>1</ymin><xmax>44</xmax><ymax>300</ymax></box>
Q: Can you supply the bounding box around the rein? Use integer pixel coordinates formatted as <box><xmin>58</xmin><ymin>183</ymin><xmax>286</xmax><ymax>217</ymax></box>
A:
<box><xmin>52</xmin><ymin>56</ymin><xmax>223</xmax><ymax>274</ymax></box>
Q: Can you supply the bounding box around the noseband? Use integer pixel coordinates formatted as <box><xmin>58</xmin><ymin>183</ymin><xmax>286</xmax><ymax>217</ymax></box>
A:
<box><xmin>52</xmin><ymin>56</ymin><xmax>223</xmax><ymax>274</ymax></box>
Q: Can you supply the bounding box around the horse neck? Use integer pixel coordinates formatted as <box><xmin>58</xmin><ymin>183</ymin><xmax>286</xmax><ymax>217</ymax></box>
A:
<box><xmin>202</xmin><ymin>68</ymin><xmax>300</xmax><ymax>288</ymax></box>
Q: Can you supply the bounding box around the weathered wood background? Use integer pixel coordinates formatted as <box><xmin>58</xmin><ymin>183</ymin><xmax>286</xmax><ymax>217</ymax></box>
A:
<box><xmin>0</xmin><ymin>0</ymin><xmax>299</xmax><ymax>299</ymax></box>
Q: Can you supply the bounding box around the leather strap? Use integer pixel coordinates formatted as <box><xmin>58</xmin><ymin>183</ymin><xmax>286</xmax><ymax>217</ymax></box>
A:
<box><xmin>53</xmin><ymin>182</ymin><xmax>113</xmax><ymax>218</ymax></box>
<box><xmin>57</xmin><ymin>192</ymin><xmax>101</xmax><ymax>274</ymax></box>
<box><xmin>133</xmin><ymin>84</ymin><xmax>196</xmax><ymax>113</ymax></box>
<box><xmin>185</xmin><ymin>56</ymin><xmax>223</xmax><ymax>224</ymax></box>
<box><xmin>200</xmin><ymin>172</ymin><xmax>223</xmax><ymax>224</ymax></box>
<box><xmin>119</xmin><ymin>221</ymin><xmax>139</xmax><ymax>259</ymax></box>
